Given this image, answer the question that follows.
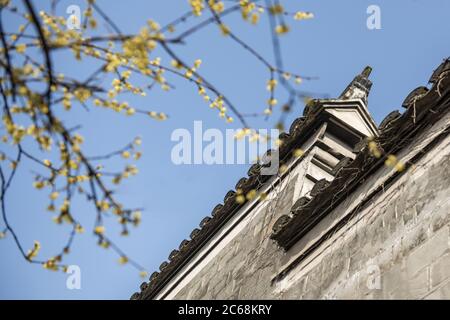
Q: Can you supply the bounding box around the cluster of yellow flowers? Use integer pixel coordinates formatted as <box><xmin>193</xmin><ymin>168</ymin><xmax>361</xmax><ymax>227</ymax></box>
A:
<box><xmin>275</xmin><ymin>24</ymin><xmax>290</xmax><ymax>35</ymax></box>
<box><xmin>15</xmin><ymin>43</ymin><xmax>27</xmax><ymax>54</ymax></box>
<box><xmin>148</xmin><ymin>111</ymin><xmax>168</xmax><ymax>121</ymax></box>
<box><xmin>234</xmin><ymin>127</ymin><xmax>252</xmax><ymax>140</ymax></box>
<box><xmin>278</xmin><ymin>163</ymin><xmax>289</xmax><ymax>174</ymax></box>
<box><xmin>263</xmin><ymin>73</ymin><xmax>303</xmax><ymax>115</ymax></box>
<box><xmin>209</xmin><ymin>0</ymin><xmax>225</xmax><ymax>13</ymax></box>
<box><xmin>294</xmin><ymin>11</ymin><xmax>314</xmax><ymax>21</ymax></box>
<box><xmin>93</xmin><ymin>226</ymin><xmax>105</xmax><ymax>237</ymax></box>
<box><xmin>122</xmin><ymin>25</ymin><xmax>161</xmax><ymax>72</ymax></box>
<box><xmin>385</xmin><ymin>154</ymin><xmax>405</xmax><ymax>172</ymax></box>
<box><xmin>42</xmin><ymin>257</ymin><xmax>60</xmax><ymax>271</ymax></box>
<box><xmin>0</xmin><ymin>0</ymin><xmax>314</xmax><ymax>278</ymax></box>
<box><xmin>196</xmin><ymin>84</ymin><xmax>234</xmax><ymax>123</ymax></box>
<box><xmin>267</xmin><ymin>4</ymin><xmax>314</xmax><ymax>35</ymax></box>
<box><xmin>240</xmin><ymin>0</ymin><xmax>264</xmax><ymax>24</ymax></box>
<box><xmin>235</xmin><ymin>188</ymin><xmax>267</xmax><ymax>204</ymax></box>
<box><xmin>293</xmin><ymin>148</ymin><xmax>304</xmax><ymax>158</ymax></box>
<box><xmin>266</xmin><ymin>79</ymin><xmax>277</xmax><ymax>92</ymax></box>
<box><xmin>368</xmin><ymin>140</ymin><xmax>382</xmax><ymax>158</ymax></box>
<box><xmin>267</xmin><ymin>97</ymin><xmax>278</xmax><ymax>107</ymax></box>
<box><xmin>189</xmin><ymin>0</ymin><xmax>205</xmax><ymax>16</ymax></box>
<box><xmin>75</xmin><ymin>224</ymin><xmax>85</xmax><ymax>234</ymax></box>
<box><xmin>118</xmin><ymin>256</ymin><xmax>129</xmax><ymax>265</ymax></box>
<box><xmin>52</xmin><ymin>199</ymin><xmax>75</xmax><ymax>225</ymax></box>
<box><xmin>84</xmin><ymin>5</ymin><xmax>97</xmax><ymax>29</ymax></box>
<box><xmin>234</xmin><ymin>128</ymin><xmax>271</xmax><ymax>144</ymax></box>
<box><xmin>73</xmin><ymin>87</ymin><xmax>92</xmax><ymax>103</ymax></box>
<box><xmin>3</xmin><ymin>107</ymin><xmax>52</xmax><ymax>150</ymax></box>
<box><xmin>368</xmin><ymin>140</ymin><xmax>405</xmax><ymax>172</ymax></box>
<box><xmin>269</xmin><ymin>4</ymin><xmax>284</xmax><ymax>15</ymax></box>
<box><xmin>39</xmin><ymin>11</ymin><xmax>83</xmax><ymax>50</ymax></box>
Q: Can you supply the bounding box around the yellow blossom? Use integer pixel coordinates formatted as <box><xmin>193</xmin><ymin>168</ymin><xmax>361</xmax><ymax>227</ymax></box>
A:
<box><xmin>275</xmin><ymin>138</ymin><xmax>283</xmax><ymax>147</ymax></box>
<box><xmin>293</xmin><ymin>148</ymin><xmax>304</xmax><ymax>157</ymax></box>
<box><xmin>42</xmin><ymin>258</ymin><xmax>58</xmax><ymax>271</ymax></box>
<box><xmin>132</xmin><ymin>211</ymin><xmax>142</xmax><ymax>226</ymax></box>
<box><xmin>211</xmin><ymin>1</ymin><xmax>225</xmax><ymax>13</ymax></box>
<box><xmin>368</xmin><ymin>140</ymin><xmax>382</xmax><ymax>158</ymax></box>
<box><xmin>16</xmin><ymin>43</ymin><xmax>27</xmax><ymax>53</ymax></box>
<box><xmin>49</xmin><ymin>191</ymin><xmax>59</xmax><ymax>200</ymax></box>
<box><xmin>100</xmin><ymin>240</ymin><xmax>110</xmax><ymax>248</ymax></box>
<box><xmin>185</xmin><ymin>69</ymin><xmax>193</xmax><ymax>79</ymax></box>
<box><xmin>73</xmin><ymin>87</ymin><xmax>91</xmax><ymax>102</ymax></box>
<box><xmin>385</xmin><ymin>154</ymin><xmax>397</xmax><ymax>167</ymax></box>
<box><xmin>259</xmin><ymin>192</ymin><xmax>268</xmax><ymax>201</ymax></box>
<box><xmin>268</xmin><ymin>98</ymin><xmax>278</xmax><ymax>106</ymax></box>
<box><xmin>33</xmin><ymin>181</ymin><xmax>45</xmax><ymax>189</ymax></box>
<box><xmin>134</xmin><ymin>151</ymin><xmax>142</xmax><ymax>160</ymax></box>
<box><xmin>89</xmin><ymin>18</ymin><xmax>97</xmax><ymax>29</ymax></box>
<box><xmin>189</xmin><ymin>0</ymin><xmax>205</xmax><ymax>16</ymax></box>
<box><xmin>94</xmin><ymin>225</ymin><xmax>105</xmax><ymax>235</ymax></box>
<box><xmin>395</xmin><ymin>161</ymin><xmax>405</xmax><ymax>172</ymax></box>
<box><xmin>251</xmin><ymin>13</ymin><xmax>259</xmax><ymax>24</ymax></box>
<box><xmin>26</xmin><ymin>240</ymin><xmax>41</xmax><ymax>260</ymax></box>
<box><xmin>97</xmin><ymin>200</ymin><xmax>110</xmax><ymax>212</ymax></box>
<box><xmin>148</xmin><ymin>111</ymin><xmax>168</xmax><ymax>121</ymax></box>
<box><xmin>220</xmin><ymin>23</ymin><xmax>230</xmax><ymax>36</ymax></box>
<box><xmin>194</xmin><ymin>59</ymin><xmax>202</xmax><ymax>69</ymax></box>
<box><xmin>275</xmin><ymin>24</ymin><xmax>290</xmax><ymax>35</ymax></box>
<box><xmin>279</xmin><ymin>164</ymin><xmax>288</xmax><ymax>174</ymax></box>
<box><xmin>266</xmin><ymin>79</ymin><xmax>277</xmax><ymax>91</ymax></box>
<box><xmin>171</xmin><ymin>59</ymin><xmax>182</xmax><ymax>69</ymax></box>
<box><xmin>118</xmin><ymin>256</ymin><xmax>128</xmax><ymax>265</ymax></box>
<box><xmin>121</xmin><ymin>70</ymin><xmax>132</xmax><ymax>79</ymax></box>
<box><xmin>246</xmin><ymin>189</ymin><xmax>257</xmax><ymax>200</ymax></box>
<box><xmin>134</xmin><ymin>137</ymin><xmax>142</xmax><ymax>145</ymax></box>
<box><xmin>294</xmin><ymin>11</ymin><xmax>314</xmax><ymax>20</ymax></box>
<box><xmin>269</xmin><ymin>4</ymin><xmax>283</xmax><ymax>15</ymax></box>
<box><xmin>75</xmin><ymin>224</ymin><xmax>85</xmax><ymax>234</ymax></box>
<box><xmin>139</xmin><ymin>271</ymin><xmax>148</xmax><ymax>278</ymax></box>
<box><xmin>236</xmin><ymin>194</ymin><xmax>245</xmax><ymax>204</ymax></box>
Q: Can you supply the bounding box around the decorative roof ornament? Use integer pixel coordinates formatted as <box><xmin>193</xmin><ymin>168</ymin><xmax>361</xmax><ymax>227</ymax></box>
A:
<box><xmin>132</xmin><ymin>60</ymin><xmax>450</xmax><ymax>300</ymax></box>
<box><xmin>338</xmin><ymin>66</ymin><xmax>373</xmax><ymax>106</ymax></box>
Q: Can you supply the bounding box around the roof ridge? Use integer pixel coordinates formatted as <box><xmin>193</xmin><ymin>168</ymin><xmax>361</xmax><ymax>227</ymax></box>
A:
<box><xmin>131</xmin><ymin>59</ymin><xmax>450</xmax><ymax>300</ymax></box>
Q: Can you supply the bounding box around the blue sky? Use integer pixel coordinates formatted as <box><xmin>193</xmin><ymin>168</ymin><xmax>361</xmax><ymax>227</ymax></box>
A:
<box><xmin>1</xmin><ymin>0</ymin><xmax>449</xmax><ymax>299</ymax></box>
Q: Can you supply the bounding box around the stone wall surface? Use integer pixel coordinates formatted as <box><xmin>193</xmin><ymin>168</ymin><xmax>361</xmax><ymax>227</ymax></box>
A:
<box><xmin>172</xmin><ymin>122</ymin><xmax>450</xmax><ymax>300</ymax></box>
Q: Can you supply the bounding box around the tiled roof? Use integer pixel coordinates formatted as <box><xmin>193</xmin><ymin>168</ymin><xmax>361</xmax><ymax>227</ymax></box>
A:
<box><xmin>271</xmin><ymin>59</ymin><xmax>450</xmax><ymax>251</ymax></box>
<box><xmin>131</xmin><ymin>59</ymin><xmax>450</xmax><ymax>300</ymax></box>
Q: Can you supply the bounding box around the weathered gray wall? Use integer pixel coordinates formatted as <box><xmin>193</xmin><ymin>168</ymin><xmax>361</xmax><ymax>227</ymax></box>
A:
<box><xmin>172</xmin><ymin>120</ymin><xmax>450</xmax><ymax>300</ymax></box>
